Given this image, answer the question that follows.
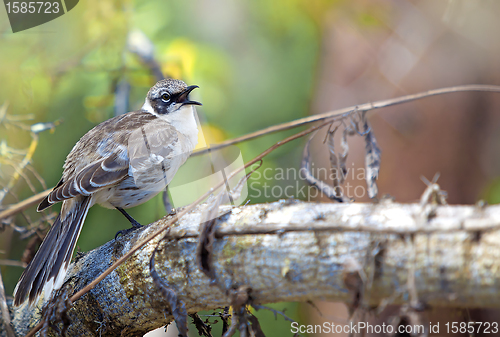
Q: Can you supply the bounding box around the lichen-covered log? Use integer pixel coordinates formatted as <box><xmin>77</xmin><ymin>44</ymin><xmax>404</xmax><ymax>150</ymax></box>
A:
<box><xmin>8</xmin><ymin>200</ymin><xmax>500</xmax><ymax>336</ymax></box>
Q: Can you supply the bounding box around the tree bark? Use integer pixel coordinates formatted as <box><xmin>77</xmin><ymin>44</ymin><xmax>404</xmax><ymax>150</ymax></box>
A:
<box><xmin>5</xmin><ymin>200</ymin><xmax>500</xmax><ymax>336</ymax></box>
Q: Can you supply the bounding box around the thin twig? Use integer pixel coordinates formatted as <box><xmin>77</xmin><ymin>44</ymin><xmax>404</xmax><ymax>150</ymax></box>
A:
<box><xmin>0</xmin><ymin>189</ymin><xmax>52</xmax><ymax>221</ymax></box>
<box><xmin>0</xmin><ymin>269</ymin><xmax>15</xmax><ymax>337</ymax></box>
<box><xmin>252</xmin><ymin>304</ymin><xmax>297</xmax><ymax>324</ymax></box>
<box><xmin>0</xmin><ymin>133</ymin><xmax>39</xmax><ymax>204</ymax></box>
<box><xmin>192</xmin><ymin>84</ymin><xmax>500</xmax><ymax>156</ymax></box>
<box><xmin>0</xmin><ymin>259</ymin><xmax>27</xmax><ymax>268</ymax></box>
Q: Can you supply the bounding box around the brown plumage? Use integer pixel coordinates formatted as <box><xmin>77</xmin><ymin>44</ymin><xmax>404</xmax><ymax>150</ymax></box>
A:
<box><xmin>14</xmin><ymin>79</ymin><xmax>201</xmax><ymax>306</ymax></box>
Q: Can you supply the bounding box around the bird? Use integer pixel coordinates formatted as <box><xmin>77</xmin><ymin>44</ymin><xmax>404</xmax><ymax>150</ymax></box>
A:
<box><xmin>14</xmin><ymin>78</ymin><xmax>201</xmax><ymax>306</ymax></box>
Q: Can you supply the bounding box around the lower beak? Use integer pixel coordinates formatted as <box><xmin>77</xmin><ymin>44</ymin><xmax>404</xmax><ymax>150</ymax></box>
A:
<box><xmin>177</xmin><ymin>85</ymin><xmax>202</xmax><ymax>106</ymax></box>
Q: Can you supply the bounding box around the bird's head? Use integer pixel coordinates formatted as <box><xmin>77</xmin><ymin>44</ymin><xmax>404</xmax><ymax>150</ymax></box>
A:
<box><xmin>143</xmin><ymin>79</ymin><xmax>201</xmax><ymax>115</ymax></box>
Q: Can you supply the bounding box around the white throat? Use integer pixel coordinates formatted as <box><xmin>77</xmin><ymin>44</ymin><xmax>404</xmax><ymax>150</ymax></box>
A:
<box><xmin>142</xmin><ymin>98</ymin><xmax>155</xmax><ymax>115</ymax></box>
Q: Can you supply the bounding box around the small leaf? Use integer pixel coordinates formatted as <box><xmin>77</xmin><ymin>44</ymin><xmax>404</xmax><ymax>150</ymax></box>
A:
<box><xmin>362</xmin><ymin>113</ymin><xmax>381</xmax><ymax>199</ymax></box>
<box><xmin>327</xmin><ymin>129</ymin><xmax>342</xmax><ymax>199</ymax></box>
<box><xmin>339</xmin><ymin>126</ymin><xmax>355</xmax><ymax>184</ymax></box>
<box><xmin>300</xmin><ymin>132</ymin><xmax>344</xmax><ymax>202</ymax></box>
<box><xmin>247</xmin><ymin>313</ymin><xmax>266</xmax><ymax>337</ymax></box>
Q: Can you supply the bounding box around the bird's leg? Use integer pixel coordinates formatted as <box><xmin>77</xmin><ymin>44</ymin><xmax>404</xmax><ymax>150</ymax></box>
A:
<box><xmin>116</xmin><ymin>207</ymin><xmax>142</xmax><ymax>228</ymax></box>
<box><xmin>115</xmin><ymin>207</ymin><xmax>143</xmax><ymax>239</ymax></box>
<box><xmin>163</xmin><ymin>188</ymin><xmax>177</xmax><ymax>215</ymax></box>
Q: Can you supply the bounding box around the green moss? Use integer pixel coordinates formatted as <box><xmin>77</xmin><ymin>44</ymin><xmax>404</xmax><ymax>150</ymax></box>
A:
<box><xmin>221</xmin><ymin>237</ymin><xmax>260</xmax><ymax>265</ymax></box>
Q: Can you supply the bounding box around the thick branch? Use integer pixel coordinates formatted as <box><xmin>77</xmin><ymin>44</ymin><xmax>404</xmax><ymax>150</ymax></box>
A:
<box><xmin>9</xmin><ymin>200</ymin><xmax>500</xmax><ymax>336</ymax></box>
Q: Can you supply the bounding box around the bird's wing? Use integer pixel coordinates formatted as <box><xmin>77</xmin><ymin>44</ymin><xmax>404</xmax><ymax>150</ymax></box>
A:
<box><xmin>38</xmin><ymin>153</ymin><xmax>129</xmax><ymax>211</ymax></box>
<box><xmin>38</xmin><ymin>117</ymin><xmax>181</xmax><ymax>211</ymax></box>
<box><xmin>127</xmin><ymin>120</ymin><xmax>179</xmax><ymax>189</ymax></box>
<box><xmin>128</xmin><ymin>120</ymin><xmax>178</xmax><ymax>168</ymax></box>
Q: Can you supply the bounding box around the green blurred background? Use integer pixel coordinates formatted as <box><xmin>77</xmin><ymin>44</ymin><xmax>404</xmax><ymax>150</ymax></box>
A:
<box><xmin>2</xmin><ymin>0</ymin><xmax>500</xmax><ymax>336</ymax></box>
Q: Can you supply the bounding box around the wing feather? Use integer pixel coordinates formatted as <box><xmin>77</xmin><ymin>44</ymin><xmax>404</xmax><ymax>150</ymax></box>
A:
<box><xmin>128</xmin><ymin>121</ymin><xmax>178</xmax><ymax>190</ymax></box>
<box><xmin>41</xmin><ymin>153</ymin><xmax>129</xmax><ymax>207</ymax></box>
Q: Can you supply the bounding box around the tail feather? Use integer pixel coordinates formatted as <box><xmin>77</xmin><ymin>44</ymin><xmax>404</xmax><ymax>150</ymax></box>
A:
<box><xmin>14</xmin><ymin>196</ymin><xmax>91</xmax><ymax>306</ymax></box>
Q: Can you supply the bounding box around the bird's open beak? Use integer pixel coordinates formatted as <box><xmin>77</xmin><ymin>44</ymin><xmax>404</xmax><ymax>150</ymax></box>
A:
<box><xmin>177</xmin><ymin>85</ymin><xmax>202</xmax><ymax>106</ymax></box>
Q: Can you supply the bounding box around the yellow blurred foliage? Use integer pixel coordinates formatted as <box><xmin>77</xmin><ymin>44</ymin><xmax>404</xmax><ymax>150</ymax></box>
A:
<box><xmin>195</xmin><ymin>124</ymin><xmax>226</xmax><ymax>150</ymax></box>
<box><xmin>162</xmin><ymin>39</ymin><xmax>197</xmax><ymax>82</ymax></box>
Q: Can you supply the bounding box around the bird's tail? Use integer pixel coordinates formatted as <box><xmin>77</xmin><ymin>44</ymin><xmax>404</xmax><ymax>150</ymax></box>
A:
<box><xmin>13</xmin><ymin>196</ymin><xmax>91</xmax><ymax>306</ymax></box>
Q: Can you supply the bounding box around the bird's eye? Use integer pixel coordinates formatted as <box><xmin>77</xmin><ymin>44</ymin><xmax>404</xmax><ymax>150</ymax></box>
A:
<box><xmin>161</xmin><ymin>93</ymin><xmax>171</xmax><ymax>102</ymax></box>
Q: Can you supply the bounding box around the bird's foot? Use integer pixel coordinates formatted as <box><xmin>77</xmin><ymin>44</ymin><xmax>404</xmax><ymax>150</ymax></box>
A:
<box><xmin>115</xmin><ymin>207</ymin><xmax>144</xmax><ymax>239</ymax></box>
<box><xmin>114</xmin><ymin>222</ymin><xmax>143</xmax><ymax>240</ymax></box>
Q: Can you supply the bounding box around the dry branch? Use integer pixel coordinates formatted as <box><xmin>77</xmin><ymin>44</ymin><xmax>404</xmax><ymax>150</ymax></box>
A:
<box><xmin>6</xmin><ymin>200</ymin><xmax>500</xmax><ymax>336</ymax></box>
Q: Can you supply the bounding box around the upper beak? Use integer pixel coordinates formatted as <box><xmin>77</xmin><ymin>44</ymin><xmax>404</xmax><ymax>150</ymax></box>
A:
<box><xmin>177</xmin><ymin>85</ymin><xmax>202</xmax><ymax>106</ymax></box>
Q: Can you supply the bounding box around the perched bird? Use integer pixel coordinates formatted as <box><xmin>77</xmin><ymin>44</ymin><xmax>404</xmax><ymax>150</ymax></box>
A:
<box><xmin>14</xmin><ymin>79</ymin><xmax>201</xmax><ymax>306</ymax></box>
